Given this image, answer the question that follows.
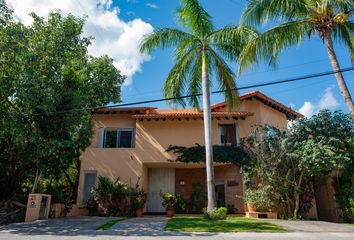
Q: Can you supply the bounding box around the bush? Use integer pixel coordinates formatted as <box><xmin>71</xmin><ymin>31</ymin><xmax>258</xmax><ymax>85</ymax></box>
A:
<box><xmin>131</xmin><ymin>187</ymin><xmax>147</xmax><ymax>211</ymax></box>
<box><xmin>187</xmin><ymin>182</ymin><xmax>207</xmax><ymax>213</ymax></box>
<box><xmin>174</xmin><ymin>195</ymin><xmax>186</xmax><ymax>213</ymax></box>
<box><xmin>87</xmin><ymin>176</ymin><xmax>146</xmax><ymax>216</ymax></box>
<box><xmin>203</xmin><ymin>207</ymin><xmax>227</xmax><ymax>220</ymax></box>
<box><xmin>244</xmin><ymin>185</ymin><xmax>275</xmax><ymax>212</ymax></box>
<box><xmin>162</xmin><ymin>193</ymin><xmax>176</xmax><ymax>210</ymax></box>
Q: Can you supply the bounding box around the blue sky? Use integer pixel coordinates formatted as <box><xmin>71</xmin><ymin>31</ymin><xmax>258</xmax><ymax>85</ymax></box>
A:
<box><xmin>117</xmin><ymin>0</ymin><xmax>353</xmax><ymax>116</ymax></box>
<box><xmin>6</xmin><ymin>0</ymin><xmax>353</xmax><ymax>116</ymax></box>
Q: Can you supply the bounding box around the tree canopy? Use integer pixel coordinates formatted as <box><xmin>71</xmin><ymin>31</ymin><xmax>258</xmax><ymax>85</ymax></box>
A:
<box><xmin>0</xmin><ymin>1</ymin><xmax>125</xmax><ymax>200</ymax></box>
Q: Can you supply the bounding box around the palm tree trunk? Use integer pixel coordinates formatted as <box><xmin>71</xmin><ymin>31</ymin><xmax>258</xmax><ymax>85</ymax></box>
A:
<box><xmin>324</xmin><ymin>33</ymin><xmax>354</xmax><ymax>118</ymax></box>
<box><xmin>201</xmin><ymin>50</ymin><xmax>216</xmax><ymax>212</ymax></box>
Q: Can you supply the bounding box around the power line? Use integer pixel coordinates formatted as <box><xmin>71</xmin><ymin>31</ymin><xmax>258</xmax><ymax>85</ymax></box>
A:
<box><xmin>48</xmin><ymin>67</ymin><xmax>354</xmax><ymax>115</ymax></box>
<box><xmin>122</xmin><ymin>54</ymin><xmax>349</xmax><ymax>100</ymax></box>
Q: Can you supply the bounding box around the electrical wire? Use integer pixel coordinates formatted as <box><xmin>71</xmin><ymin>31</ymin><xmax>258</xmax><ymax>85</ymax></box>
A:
<box><xmin>48</xmin><ymin>67</ymin><xmax>354</xmax><ymax>115</ymax></box>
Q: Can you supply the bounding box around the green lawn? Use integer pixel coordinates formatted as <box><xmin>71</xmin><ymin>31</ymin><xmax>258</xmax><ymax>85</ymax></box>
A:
<box><xmin>165</xmin><ymin>217</ymin><xmax>287</xmax><ymax>233</ymax></box>
<box><xmin>96</xmin><ymin>218</ymin><xmax>126</xmax><ymax>230</ymax></box>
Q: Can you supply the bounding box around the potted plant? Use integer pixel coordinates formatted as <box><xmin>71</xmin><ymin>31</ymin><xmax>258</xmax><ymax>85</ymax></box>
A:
<box><xmin>244</xmin><ymin>186</ymin><xmax>275</xmax><ymax>212</ymax></box>
<box><xmin>162</xmin><ymin>193</ymin><xmax>177</xmax><ymax>217</ymax></box>
<box><xmin>132</xmin><ymin>188</ymin><xmax>147</xmax><ymax>217</ymax></box>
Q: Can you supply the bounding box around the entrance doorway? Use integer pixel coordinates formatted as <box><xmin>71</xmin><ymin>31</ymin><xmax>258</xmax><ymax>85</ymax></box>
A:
<box><xmin>215</xmin><ymin>183</ymin><xmax>225</xmax><ymax>207</ymax></box>
<box><xmin>147</xmin><ymin>168</ymin><xmax>175</xmax><ymax>213</ymax></box>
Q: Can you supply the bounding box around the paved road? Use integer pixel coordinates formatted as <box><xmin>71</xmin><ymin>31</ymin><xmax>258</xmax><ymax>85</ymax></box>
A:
<box><xmin>0</xmin><ymin>216</ymin><xmax>353</xmax><ymax>240</ymax></box>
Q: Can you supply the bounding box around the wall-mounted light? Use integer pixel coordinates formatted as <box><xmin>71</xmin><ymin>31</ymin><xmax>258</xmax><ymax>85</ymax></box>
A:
<box><xmin>179</xmin><ymin>179</ymin><xmax>185</xmax><ymax>185</ymax></box>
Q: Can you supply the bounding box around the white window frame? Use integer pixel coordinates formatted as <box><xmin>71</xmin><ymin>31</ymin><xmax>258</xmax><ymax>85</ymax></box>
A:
<box><xmin>98</xmin><ymin>127</ymin><xmax>135</xmax><ymax>148</ymax></box>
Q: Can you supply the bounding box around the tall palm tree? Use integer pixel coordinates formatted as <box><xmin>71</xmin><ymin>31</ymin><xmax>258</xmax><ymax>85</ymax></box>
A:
<box><xmin>140</xmin><ymin>0</ymin><xmax>255</xmax><ymax>211</ymax></box>
<box><xmin>239</xmin><ymin>0</ymin><xmax>354</xmax><ymax>118</ymax></box>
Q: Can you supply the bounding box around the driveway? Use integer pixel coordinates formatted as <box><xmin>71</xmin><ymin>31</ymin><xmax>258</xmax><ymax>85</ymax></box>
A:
<box><xmin>0</xmin><ymin>217</ymin><xmax>353</xmax><ymax>240</ymax></box>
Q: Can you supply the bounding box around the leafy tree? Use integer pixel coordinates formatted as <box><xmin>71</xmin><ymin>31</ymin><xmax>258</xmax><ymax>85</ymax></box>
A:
<box><xmin>0</xmin><ymin>1</ymin><xmax>125</xmax><ymax>200</ymax></box>
<box><xmin>243</xmin><ymin>110</ymin><xmax>353</xmax><ymax>218</ymax></box>
<box><xmin>334</xmin><ymin>139</ymin><xmax>354</xmax><ymax>222</ymax></box>
<box><xmin>239</xmin><ymin>0</ymin><xmax>354</xmax><ymax>118</ymax></box>
<box><xmin>140</xmin><ymin>0</ymin><xmax>255</xmax><ymax>211</ymax></box>
<box><xmin>287</xmin><ymin>110</ymin><xmax>353</xmax><ymax>217</ymax></box>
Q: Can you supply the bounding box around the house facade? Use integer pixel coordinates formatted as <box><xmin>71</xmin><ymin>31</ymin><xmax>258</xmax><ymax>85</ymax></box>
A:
<box><xmin>75</xmin><ymin>91</ymin><xmax>304</xmax><ymax>214</ymax></box>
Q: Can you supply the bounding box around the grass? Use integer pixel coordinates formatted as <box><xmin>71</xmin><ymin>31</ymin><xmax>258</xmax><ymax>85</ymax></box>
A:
<box><xmin>96</xmin><ymin>218</ymin><xmax>126</xmax><ymax>230</ymax></box>
<box><xmin>165</xmin><ymin>216</ymin><xmax>287</xmax><ymax>233</ymax></box>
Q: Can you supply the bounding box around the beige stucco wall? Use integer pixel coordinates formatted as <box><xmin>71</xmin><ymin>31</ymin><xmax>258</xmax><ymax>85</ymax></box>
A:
<box><xmin>77</xmin><ymin>100</ymin><xmax>290</xmax><ymax>207</ymax></box>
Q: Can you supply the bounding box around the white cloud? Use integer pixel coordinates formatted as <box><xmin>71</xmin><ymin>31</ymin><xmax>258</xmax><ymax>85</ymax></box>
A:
<box><xmin>146</xmin><ymin>3</ymin><xmax>160</xmax><ymax>9</ymax></box>
<box><xmin>298</xmin><ymin>102</ymin><xmax>315</xmax><ymax>118</ymax></box>
<box><xmin>6</xmin><ymin>0</ymin><xmax>153</xmax><ymax>85</ymax></box>
<box><xmin>298</xmin><ymin>87</ymin><xmax>340</xmax><ymax>117</ymax></box>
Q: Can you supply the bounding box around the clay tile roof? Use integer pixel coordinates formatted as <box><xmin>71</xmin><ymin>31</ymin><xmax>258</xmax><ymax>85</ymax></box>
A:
<box><xmin>92</xmin><ymin>107</ymin><xmax>157</xmax><ymax>115</ymax></box>
<box><xmin>211</xmin><ymin>91</ymin><xmax>303</xmax><ymax>120</ymax></box>
<box><xmin>132</xmin><ymin>110</ymin><xmax>253</xmax><ymax>120</ymax></box>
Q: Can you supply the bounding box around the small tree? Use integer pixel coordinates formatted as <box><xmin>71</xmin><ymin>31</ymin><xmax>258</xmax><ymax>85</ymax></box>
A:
<box><xmin>287</xmin><ymin>110</ymin><xmax>353</xmax><ymax>217</ymax></box>
<box><xmin>243</xmin><ymin>110</ymin><xmax>353</xmax><ymax>218</ymax></box>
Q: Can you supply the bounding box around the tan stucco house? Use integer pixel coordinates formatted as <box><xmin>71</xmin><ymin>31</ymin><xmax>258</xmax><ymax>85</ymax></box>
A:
<box><xmin>75</xmin><ymin>91</ymin><xmax>304</xmax><ymax>214</ymax></box>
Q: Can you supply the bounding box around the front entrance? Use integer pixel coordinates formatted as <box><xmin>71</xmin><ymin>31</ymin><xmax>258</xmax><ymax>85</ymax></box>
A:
<box><xmin>215</xmin><ymin>183</ymin><xmax>225</xmax><ymax>207</ymax></box>
<box><xmin>147</xmin><ymin>168</ymin><xmax>175</xmax><ymax>213</ymax></box>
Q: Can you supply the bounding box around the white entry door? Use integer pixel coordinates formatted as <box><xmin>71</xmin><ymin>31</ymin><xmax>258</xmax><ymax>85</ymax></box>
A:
<box><xmin>147</xmin><ymin>168</ymin><xmax>175</xmax><ymax>213</ymax></box>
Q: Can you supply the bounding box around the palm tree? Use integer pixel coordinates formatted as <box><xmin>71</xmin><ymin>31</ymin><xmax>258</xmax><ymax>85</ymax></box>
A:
<box><xmin>140</xmin><ymin>0</ymin><xmax>255</xmax><ymax>211</ymax></box>
<box><xmin>239</xmin><ymin>0</ymin><xmax>354</xmax><ymax>118</ymax></box>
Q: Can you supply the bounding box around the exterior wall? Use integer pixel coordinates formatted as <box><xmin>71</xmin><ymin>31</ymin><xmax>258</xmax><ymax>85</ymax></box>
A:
<box><xmin>77</xmin><ymin>99</ymin><xmax>291</xmax><ymax>209</ymax></box>
<box><xmin>175</xmin><ymin>165</ymin><xmax>245</xmax><ymax>213</ymax></box>
<box><xmin>314</xmin><ymin>175</ymin><xmax>342</xmax><ymax>222</ymax></box>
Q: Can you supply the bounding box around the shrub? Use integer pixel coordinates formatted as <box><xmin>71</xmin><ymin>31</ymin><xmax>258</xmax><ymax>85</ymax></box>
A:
<box><xmin>187</xmin><ymin>182</ymin><xmax>207</xmax><ymax>213</ymax></box>
<box><xmin>87</xmin><ymin>176</ymin><xmax>146</xmax><ymax>216</ymax></box>
<box><xmin>244</xmin><ymin>185</ymin><xmax>276</xmax><ymax>212</ymax></box>
<box><xmin>174</xmin><ymin>195</ymin><xmax>186</xmax><ymax>213</ymax></box>
<box><xmin>131</xmin><ymin>187</ymin><xmax>147</xmax><ymax>211</ymax></box>
<box><xmin>162</xmin><ymin>193</ymin><xmax>176</xmax><ymax>210</ymax></box>
<box><xmin>203</xmin><ymin>207</ymin><xmax>227</xmax><ymax>220</ymax></box>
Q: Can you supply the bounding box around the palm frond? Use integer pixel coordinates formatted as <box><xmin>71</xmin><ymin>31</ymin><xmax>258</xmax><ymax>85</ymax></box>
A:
<box><xmin>163</xmin><ymin>47</ymin><xmax>198</xmax><ymax>107</ymax></box>
<box><xmin>207</xmin><ymin>47</ymin><xmax>239</xmax><ymax>111</ymax></box>
<box><xmin>333</xmin><ymin>21</ymin><xmax>354</xmax><ymax>61</ymax></box>
<box><xmin>324</xmin><ymin>0</ymin><xmax>353</xmax><ymax>13</ymax></box>
<box><xmin>187</xmin><ymin>51</ymin><xmax>203</xmax><ymax>108</ymax></box>
<box><xmin>139</xmin><ymin>28</ymin><xmax>195</xmax><ymax>54</ymax></box>
<box><xmin>238</xmin><ymin>20</ymin><xmax>313</xmax><ymax>75</ymax></box>
<box><xmin>242</xmin><ymin>0</ymin><xmax>309</xmax><ymax>26</ymax></box>
<box><xmin>176</xmin><ymin>0</ymin><xmax>214</xmax><ymax>37</ymax></box>
<box><xmin>173</xmin><ymin>37</ymin><xmax>201</xmax><ymax>62</ymax></box>
<box><xmin>208</xmin><ymin>25</ymin><xmax>259</xmax><ymax>62</ymax></box>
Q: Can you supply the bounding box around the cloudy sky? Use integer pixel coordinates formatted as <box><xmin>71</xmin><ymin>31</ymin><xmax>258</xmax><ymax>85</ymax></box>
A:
<box><xmin>5</xmin><ymin>0</ymin><xmax>353</xmax><ymax>117</ymax></box>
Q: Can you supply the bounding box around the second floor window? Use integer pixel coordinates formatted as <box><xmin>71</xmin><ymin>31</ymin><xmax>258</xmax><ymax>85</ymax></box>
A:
<box><xmin>99</xmin><ymin>128</ymin><xmax>135</xmax><ymax>148</ymax></box>
<box><xmin>219</xmin><ymin>124</ymin><xmax>238</xmax><ymax>146</ymax></box>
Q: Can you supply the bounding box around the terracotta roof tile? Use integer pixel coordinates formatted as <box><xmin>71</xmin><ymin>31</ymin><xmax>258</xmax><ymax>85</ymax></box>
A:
<box><xmin>132</xmin><ymin>111</ymin><xmax>253</xmax><ymax>120</ymax></box>
<box><xmin>211</xmin><ymin>91</ymin><xmax>303</xmax><ymax>120</ymax></box>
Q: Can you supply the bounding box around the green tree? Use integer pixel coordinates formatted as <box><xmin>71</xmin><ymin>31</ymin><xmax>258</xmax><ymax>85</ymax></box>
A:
<box><xmin>139</xmin><ymin>0</ymin><xmax>255</xmax><ymax>211</ymax></box>
<box><xmin>243</xmin><ymin>110</ymin><xmax>353</xmax><ymax>219</ymax></box>
<box><xmin>0</xmin><ymin>2</ymin><xmax>125</xmax><ymax>199</ymax></box>
<box><xmin>287</xmin><ymin>110</ymin><xmax>353</xmax><ymax>217</ymax></box>
<box><xmin>239</xmin><ymin>0</ymin><xmax>354</xmax><ymax>118</ymax></box>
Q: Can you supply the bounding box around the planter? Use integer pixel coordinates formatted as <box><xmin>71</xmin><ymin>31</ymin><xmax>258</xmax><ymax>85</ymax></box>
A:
<box><xmin>166</xmin><ymin>209</ymin><xmax>174</xmax><ymax>217</ymax></box>
<box><xmin>247</xmin><ymin>203</ymin><xmax>257</xmax><ymax>212</ymax></box>
<box><xmin>135</xmin><ymin>209</ymin><xmax>143</xmax><ymax>217</ymax></box>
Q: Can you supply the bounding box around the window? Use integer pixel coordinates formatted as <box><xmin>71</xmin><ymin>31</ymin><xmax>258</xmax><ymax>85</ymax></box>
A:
<box><xmin>219</xmin><ymin>124</ymin><xmax>238</xmax><ymax>146</ymax></box>
<box><xmin>99</xmin><ymin>128</ymin><xmax>135</xmax><ymax>148</ymax></box>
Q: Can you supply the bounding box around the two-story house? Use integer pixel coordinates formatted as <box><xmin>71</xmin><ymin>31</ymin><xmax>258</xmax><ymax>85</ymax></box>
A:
<box><xmin>75</xmin><ymin>91</ymin><xmax>303</xmax><ymax>214</ymax></box>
